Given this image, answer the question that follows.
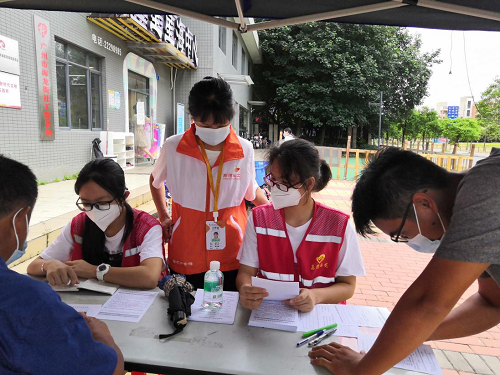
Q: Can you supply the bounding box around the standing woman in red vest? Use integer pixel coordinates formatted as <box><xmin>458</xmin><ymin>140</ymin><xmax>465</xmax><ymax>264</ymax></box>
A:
<box><xmin>236</xmin><ymin>139</ymin><xmax>365</xmax><ymax>312</ymax></box>
<box><xmin>28</xmin><ymin>159</ymin><xmax>164</xmax><ymax>289</ymax></box>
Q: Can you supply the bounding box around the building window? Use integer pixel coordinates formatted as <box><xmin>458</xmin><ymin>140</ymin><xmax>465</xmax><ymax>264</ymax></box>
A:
<box><xmin>467</xmin><ymin>109</ymin><xmax>471</xmax><ymax>117</ymax></box>
<box><xmin>232</xmin><ymin>32</ymin><xmax>238</xmax><ymax>68</ymax></box>
<box><xmin>241</xmin><ymin>49</ymin><xmax>246</xmax><ymax>74</ymax></box>
<box><xmin>56</xmin><ymin>40</ymin><xmax>102</xmax><ymax>130</ymax></box>
<box><xmin>218</xmin><ymin>24</ymin><xmax>226</xmax><ymax>54</ymax></box>
<box><xmin>467</xmin><ymin>100</ymin><xmax>472</xmax><ymax>109</ymax></box>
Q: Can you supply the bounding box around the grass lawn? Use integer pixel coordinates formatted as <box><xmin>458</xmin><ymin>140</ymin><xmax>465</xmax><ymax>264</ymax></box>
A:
<box><xmin>456</xmin><ymin>142</ymin><xmax>500</xmax><ymax>153</ymax></box>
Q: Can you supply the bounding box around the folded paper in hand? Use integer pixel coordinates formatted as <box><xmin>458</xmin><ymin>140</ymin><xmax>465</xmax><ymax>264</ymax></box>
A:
<box><xmin>251</xmin><ymin>277</ymin><xmax>299</xmax><ymax>301</ymax></box>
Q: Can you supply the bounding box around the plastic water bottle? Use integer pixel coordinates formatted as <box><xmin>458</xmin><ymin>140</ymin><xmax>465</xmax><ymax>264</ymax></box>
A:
<box><xmin>202</xmin><ymin>261</ymin><xmax>224</xmax><ymax>311</ymax></box>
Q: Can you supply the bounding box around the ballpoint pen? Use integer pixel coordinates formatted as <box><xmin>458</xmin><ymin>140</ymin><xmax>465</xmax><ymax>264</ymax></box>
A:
<box><xmin>302</xmin><ymin>323</ymin><xmax>337</xmax><ymax>338</ymax></box>
<box><xmin>296</xmin><ymin>329</ymin><xmax>326</xmax><ymax>347</ymax></box>
<box><xmin>307</xmin><ymin>327</ymin><xmax>337</xmax><ymax>347</ymax></box>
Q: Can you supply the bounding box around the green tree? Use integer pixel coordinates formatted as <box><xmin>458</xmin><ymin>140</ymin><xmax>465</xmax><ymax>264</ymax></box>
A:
<box><xmin>441</xmin><ymin>118</ymin><xmax>481</xmax><ymax>145</ymax></box>
<box><xmin>476</xmin><ymin>77</ymin><xmax>500</xmax><ymax>146</ymax></box>
<box><xmin>254</xmin><ymin>23</ymin><xmax>440</xmax><ymax>146</ymax></box>
<box><xmin>476</xmin><ymin>77</ymin><xmax>500</xmax><ymax>128</ymax></box>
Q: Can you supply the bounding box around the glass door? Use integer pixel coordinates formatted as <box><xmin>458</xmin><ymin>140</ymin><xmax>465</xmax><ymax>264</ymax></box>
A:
<box><xmin>128</xmin><ymin>71</ymin><xmax>152</xmax><ymax>165</ymax></box>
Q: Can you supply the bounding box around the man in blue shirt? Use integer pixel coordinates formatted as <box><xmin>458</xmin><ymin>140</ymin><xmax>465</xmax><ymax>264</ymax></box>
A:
<box><xmin>0</xmin><ymin>155</ymin><xmax>124</xmax><ymax>374</ymax></box>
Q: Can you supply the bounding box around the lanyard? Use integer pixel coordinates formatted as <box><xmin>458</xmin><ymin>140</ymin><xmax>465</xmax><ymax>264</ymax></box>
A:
<box><xmin>196</xmin><ymin>137</ymin><xmax>225</xmax><ymax>222</ymax></box>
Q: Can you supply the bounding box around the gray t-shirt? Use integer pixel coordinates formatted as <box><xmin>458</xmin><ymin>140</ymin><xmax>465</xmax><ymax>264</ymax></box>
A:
<box><xmin>435</xmin><ymin>148</ymin><xmax>500</xmax><ymax>285</ymax></box>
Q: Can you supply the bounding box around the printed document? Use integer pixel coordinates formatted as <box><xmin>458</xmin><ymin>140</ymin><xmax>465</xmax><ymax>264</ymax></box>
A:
<box><xmin>358</xmin><ymin>333</ymin><xmax>443</xmax><ymax>375</ymax></box>
<box><xmin>68</xmin><ymin>304</ymin><xmax>102</xmax><ymax>318</ymax></box>
<box><xmin>96</xmin><ymin>289</ymin><xmax>158</xmax><ymax>323</ymax></box>
<box><xmin>189</xmin><ymin>290</ymin><xmax>239</xmax><ymax>325</ymax></box>
<box><xmin>252</xmin><ymin>277</ymin><xmax>299</xmax><ymax>300</ymax></box>
<box><xmin>248</xmin><ymin>300</ymin><xmax>299</xmax><ymax>331</ymax></box>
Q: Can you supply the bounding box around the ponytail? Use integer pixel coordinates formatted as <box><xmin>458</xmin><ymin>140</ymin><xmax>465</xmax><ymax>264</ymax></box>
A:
<box><xmin>314</xmin><ymin>160</ymin><xmax>332</xmax><ymax>192</ymax></box>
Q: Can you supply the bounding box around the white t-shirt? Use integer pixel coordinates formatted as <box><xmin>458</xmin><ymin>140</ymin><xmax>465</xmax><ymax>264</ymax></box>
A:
<box><xmin>237</xmin><ymin>215</ymin><xmax>365</xmax><ymax>277</ymax></box>
<box><xmin>204</xmin><ymin>149</ymin><xmax>221</xmax><ymax>167</ymax></box>
<box><xmin>40</xmin><ymin>222</ymin><xmax>164</xmax><ymax>264</ymax></box>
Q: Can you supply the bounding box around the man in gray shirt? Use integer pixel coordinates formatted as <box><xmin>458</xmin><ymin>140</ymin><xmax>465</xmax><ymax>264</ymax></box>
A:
<box><xmin>309</xmin><ymin>148</ymin><xmax>500</xmax><ymax>375</ymax></box>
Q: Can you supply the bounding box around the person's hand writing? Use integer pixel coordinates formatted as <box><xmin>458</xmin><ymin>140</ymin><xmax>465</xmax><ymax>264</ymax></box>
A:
<box><xmin>65</xmin><ymin>259</ymin><xmax>98</xmax><ymax>279</ymax></box>
<box><xmin>285</xmin><ymin>288</ymin><xmax>316</xmax><ymax>312</ymax></box>
<box><xmin>308</xmin><ymin>342</ymin><xmax>364</xmax><ymax>375</ymax></box>
<box><xmin>45</xmin><ymin>259</ymin><xmax>79</xmax><ymax>286</ymax></box>
<box><xmin>239</xmin><ymin>284</ymin><xmax>268</xmax><ymax>310</ymax></box>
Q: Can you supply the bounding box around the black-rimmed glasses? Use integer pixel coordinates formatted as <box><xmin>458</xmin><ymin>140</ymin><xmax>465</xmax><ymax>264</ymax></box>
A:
<box><xmin>76</xmin><ymin>197</ymin><xmax>116</xmax><ymax>212</ymax></box>
<box><xmin>264</xmin><ymin>173</ymin><xmax>303</xmax><ymax>193</ymax></box>
<box><xmin>390</xmin><ymin>200</ymin><xmax>413</xmax><ymax>243</ymax></box>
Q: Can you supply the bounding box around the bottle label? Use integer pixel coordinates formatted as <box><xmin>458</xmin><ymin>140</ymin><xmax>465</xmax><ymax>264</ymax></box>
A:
<box><xmin>204</xmin><ymin>282</ymin><xmax>223</xmax><ymax>301</ymax></box>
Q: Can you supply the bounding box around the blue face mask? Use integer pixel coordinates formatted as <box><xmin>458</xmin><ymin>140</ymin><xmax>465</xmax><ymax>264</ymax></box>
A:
<box><xmin>6</xmin><ymin>241</ymin><xmax>28</xmax><ymax>265</ymax></box>
<box><xmin>6</xmin><ymin>208</ymin><xmax>29</xmax><ymax>266</ymax></box>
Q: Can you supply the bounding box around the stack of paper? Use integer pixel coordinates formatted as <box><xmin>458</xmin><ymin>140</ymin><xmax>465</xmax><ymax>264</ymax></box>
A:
<box><xmin>95</xmin><ymin>289</ymin><xmax>158</xmax><ymax>323</ymax></box>
<box><xmin>358</xmin><ymin>333</ymin><xmax>443</xmax><ymax>375</ymax></box>
<box><xmin>251</xmin><ymin>277</ymin><xmax>299</xmax><ymax>300</ymax></box>
<box><xmin>51</xmin><ymin>279</ymin><xmax>119</xmax><ymax>295</ymax></box>
<box><xmin>188</xmin><ymin>290</ymin><xmax>239</xmax><ymax>325</ymax></box>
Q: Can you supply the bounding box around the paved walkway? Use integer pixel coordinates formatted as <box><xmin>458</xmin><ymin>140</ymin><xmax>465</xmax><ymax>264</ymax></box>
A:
<box><xmin>11</xmin><ymin>164</ymin><xmax>500</xmax><ymax>374</ymax></box>
<box><xmin>313</xmin><ymin>181</ymin><xmax>500</xmax><ymax>375</ymax></box>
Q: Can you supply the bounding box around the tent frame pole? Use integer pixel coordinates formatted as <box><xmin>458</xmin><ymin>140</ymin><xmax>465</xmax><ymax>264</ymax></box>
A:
<box><xmin>392</xmin><ymin>0</ymin><xmax>500</xmax><ymax>23</ymax></box>
<box><xmin>124</xmin><ymin>0</ymin><xmax>406</xmax><ymax>32</ymax></box>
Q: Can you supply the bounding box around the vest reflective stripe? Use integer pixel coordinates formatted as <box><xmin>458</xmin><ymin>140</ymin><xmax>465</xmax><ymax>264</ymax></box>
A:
<box><xmin>255</xmin><ymin>227</ymin><xmax>287</xmax><ymax>238</ymax></box>
<box><xmin>124</xmin><ymin>247</ymin><xmax>139</xmax><ymax>257</ymax></box>
<box><xmin>74</xmin><ymin>235</ymin><xmax>83</xmax><ymax>244</ymax></box>
<box><xmin>230</xmin><ymin>215</ymin><xmax>243</xmax><ymax>240</ymax></box>
<box><xmin>260</xmin><ymin>270</ymin><xmax>295</xmax><ymax>281</ymax></box>
<box><xmin>300</xmin><ymin>275</ymin><xmax>337</xmax><ymax>287</ymax></box>
<box><xmin>305</xmin><ymin>234</ymin><xmax>342</xmax><ymax>244</ymax></box>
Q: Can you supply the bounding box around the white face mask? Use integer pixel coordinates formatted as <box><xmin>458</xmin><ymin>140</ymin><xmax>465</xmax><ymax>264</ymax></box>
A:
<box><xmin>270</xmin><ymin>184</ymin><xmax>305</xmax><ymax>210</ymax></box>
<box><xmin>195</xmin><ymin>124</ymin><xmax>230</xmax><ymax>146</ymax></box>
<box><xmin>86</xmin><ymin>204</ymin><xmax>121</xmax><ymax>232</ymax></box>
<box><xmin>407</xmin><ymin>204</ymin><xmax>446</xmax><ymax>254</ymax></box>
<box><xmin>6</xmin><ymin>207</ymin><xmax>29</xmax><ymax>265</ymax></box>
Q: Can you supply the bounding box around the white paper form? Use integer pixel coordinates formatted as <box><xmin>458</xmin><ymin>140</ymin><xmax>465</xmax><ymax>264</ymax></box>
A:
<box><xmin>358</xmin><ymin>334</ymin><xmax>443</xmax><ymax>375</ymax></box>
<box><xmin>298</xmin><ymin>304</ymin><xmax>359</xmax><ymax>337</ymax></box>
<box><xmin>96</xmin><ymin>289</ymin><xmax>158</xmax><ymax>323</ymax></box>
<box><xmin>251</xmin><ymin>277</ymin><xmax>299</xmax><ymax>301</ymax></box>
<box><xmin>68</xmin><ymin>304</ymin><xmax>102</xmax><ymax>318</ymax></box>
<box><xmin>189</xmin><ymin>290</ymin><xmax>239</xmax><ymax>325</ymax></box>
<box><xmin>248</xmin><ymin>300</ymin><xmax>299</xmax><ymax>331</ymax></box>
<box><xmin>332</xmin><ymin>305</ymin><xmax>389</xmax><ymax>328</ymax></box>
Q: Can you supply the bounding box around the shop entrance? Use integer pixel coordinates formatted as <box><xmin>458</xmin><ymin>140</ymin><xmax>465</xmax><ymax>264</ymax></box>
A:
<box><xmin>128</xmin><ymin>70</ymin><xmax>153</xmax><ymax>165</ymax></box>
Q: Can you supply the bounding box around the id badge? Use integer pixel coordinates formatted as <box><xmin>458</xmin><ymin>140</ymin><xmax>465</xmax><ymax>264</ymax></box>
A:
<box><xmin>206</xmin><ymin>221</ymin><xmax>226</xmax><ymax>250</ymax></box>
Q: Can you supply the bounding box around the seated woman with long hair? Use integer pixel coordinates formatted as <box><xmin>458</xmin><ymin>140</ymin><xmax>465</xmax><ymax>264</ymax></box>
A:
<box><xmin>28</xmin><ymin>159</ymin><xmax>164</xmax><ymax>289</ymax></box>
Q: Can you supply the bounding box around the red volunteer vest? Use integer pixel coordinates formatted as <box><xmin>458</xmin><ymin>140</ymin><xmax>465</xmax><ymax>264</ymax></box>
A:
<box><xmin>70</xmin><ymin>209</ymin><xmax>164</xmax><ymax>267</ymax></box>
<box><xmin>253</xmin><ymin>202</ymin><xmax>349</xmax><ymax>289</ymax></box>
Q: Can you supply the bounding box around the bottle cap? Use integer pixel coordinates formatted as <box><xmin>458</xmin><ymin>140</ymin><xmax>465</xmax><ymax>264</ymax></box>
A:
<box><xmin>210</xmin><ymin>261</ymin><xmax>220</xmax><ymax>271</ymax></box>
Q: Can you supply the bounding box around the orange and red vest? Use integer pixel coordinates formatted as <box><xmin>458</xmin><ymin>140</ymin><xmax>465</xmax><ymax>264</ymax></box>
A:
<box><xmin>253</xmin><ymin>202</ymin><xmax>349</xmax><ymax>289</ymax></box>
<box><xmin>70</xmin><ymin>209</ymin><xmax>163</xmax><ymax>267</ymax></box>
<box><xmin>162</xmin><ymin>125</ymin><xmax>256</xmax><ymax>274</ymax></box>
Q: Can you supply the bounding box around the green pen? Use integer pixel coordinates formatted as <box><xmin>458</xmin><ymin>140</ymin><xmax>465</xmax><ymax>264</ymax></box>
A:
<box><xmin>302</xmin><ymin>323</ymin><xmax>338</xmax><ymax>338</ymax></box>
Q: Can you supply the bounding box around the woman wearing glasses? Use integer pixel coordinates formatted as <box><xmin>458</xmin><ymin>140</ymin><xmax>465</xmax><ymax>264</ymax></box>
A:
<box><xmin>27</xmin><ymin>159</ymin><xmax>164</xmax><ymax>289</ymax></box>
<box><xmin>236</xmin><ymin>139</ymin><xmax>365</xmax><ymax>312</ymax></box>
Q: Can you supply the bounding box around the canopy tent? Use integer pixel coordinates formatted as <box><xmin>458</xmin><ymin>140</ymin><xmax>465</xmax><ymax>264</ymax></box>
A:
<box><xmin>0</xmin><ymin>0</ymin><xmax>499</xmax><ymax>33</ymax></box>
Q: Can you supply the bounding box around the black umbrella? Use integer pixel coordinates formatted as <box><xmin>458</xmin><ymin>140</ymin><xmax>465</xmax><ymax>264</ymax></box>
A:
<box><xmin>158</xmin><ymin>274</ymin><xmax>195</xmax><ymax>340</ymax></box>
<box><xmin>1</xmin><ymin>0</ymin><xmax>499</xmax><ymax>32</ymax></box>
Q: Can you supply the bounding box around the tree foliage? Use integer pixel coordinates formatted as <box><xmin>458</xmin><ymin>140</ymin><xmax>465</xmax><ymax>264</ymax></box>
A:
<box><xmin>253</xmin><ymin>22</ymin><xmax>440</xmax><ymax>144</ymax></box>
<box><xmin>441</xmin><ymin>118</ymin><xmax>481</xmax><ymax>144</ymax></box>
<box><xmin>476</xmin><ymin>77</ymin><xmax>500</xmax><ymax>141</ymax></box>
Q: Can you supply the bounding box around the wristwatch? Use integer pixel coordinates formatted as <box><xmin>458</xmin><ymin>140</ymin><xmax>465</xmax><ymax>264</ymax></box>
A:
<box><xmin>96</xmin><ymin>263</ymin><xmax>111</xmax><ymax>281</ymax></box>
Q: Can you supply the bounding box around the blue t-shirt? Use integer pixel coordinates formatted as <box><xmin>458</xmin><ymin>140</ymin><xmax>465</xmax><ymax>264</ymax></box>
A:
<box><xmin>0</xmin><ymin>259</ymin><xmax>117</xmax><ymax>374</ymax></box>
